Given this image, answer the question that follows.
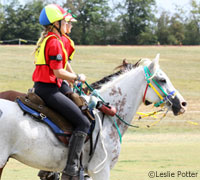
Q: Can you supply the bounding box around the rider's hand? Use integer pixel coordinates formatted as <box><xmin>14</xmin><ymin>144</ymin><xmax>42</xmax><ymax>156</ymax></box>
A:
<box><xmin>76</xmin><ymin>74</ymin><xmax>86</xmax><ymax>83</ymax></box>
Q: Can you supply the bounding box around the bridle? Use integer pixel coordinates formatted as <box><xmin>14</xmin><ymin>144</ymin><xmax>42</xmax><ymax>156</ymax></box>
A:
<box><xmin>143</xmin><ymin>66</ymin><xmax>176</xmax><ymax>108</ymax></box>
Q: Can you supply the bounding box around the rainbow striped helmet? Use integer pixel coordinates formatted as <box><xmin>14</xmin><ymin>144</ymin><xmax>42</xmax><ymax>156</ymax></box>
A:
<box><xmin>39</xmin><ymin>4</ymin><xmax>68</xmax><ymax>26</ymax></box>
<box><xmin>65</xmin><ymin>10</ymin><xmax>77</xmax><ymax>22</ymax></box>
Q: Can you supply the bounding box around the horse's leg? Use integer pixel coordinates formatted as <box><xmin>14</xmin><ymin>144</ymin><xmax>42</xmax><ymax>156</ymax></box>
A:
<box><xmin>0</xmin><ymin>154</ymin><xmax>9</xmax><ymax>180</ymax></box>
<box><xmin>0</xmin><ymin>169</ymin><xmax>3</xmax><ymax>180</ymax></box>
<box><xmin>0</xmin><ymin>163</ymin><xmax>7</xmax><ymax>180</ymax></box>
<box><xmin>0</xmin><ymin>168</ymin><xmax>3</xmax><ymax>179</ymax></box>
<box><xmin>0</xmin><ymin>167</ymin><xmax>4</xmax><ymax>180</ymax></box>
<box><xmin>38</xmin><ymin>170</ymin><xmax>60</xmax><ymax>180</ymax></box>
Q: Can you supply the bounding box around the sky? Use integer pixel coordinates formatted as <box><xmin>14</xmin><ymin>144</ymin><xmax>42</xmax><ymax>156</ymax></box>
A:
<box><xmin>156</xmin><ymin>0</ymin><xmax>197</xmax><ymax>14</ymax></box>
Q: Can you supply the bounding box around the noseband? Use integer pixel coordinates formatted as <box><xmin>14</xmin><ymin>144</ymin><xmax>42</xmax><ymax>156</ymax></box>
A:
<box><xmin>143</xmin><ymin>66</ymin><xmax>176</xmax><ymax>107</ymax></box>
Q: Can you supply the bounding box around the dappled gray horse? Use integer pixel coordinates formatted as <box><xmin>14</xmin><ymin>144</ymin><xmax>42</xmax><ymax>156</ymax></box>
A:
<box><xmin>0</xmin><ymin>55</ymin><xmax>186</xmax><ymax>180</ymax></box>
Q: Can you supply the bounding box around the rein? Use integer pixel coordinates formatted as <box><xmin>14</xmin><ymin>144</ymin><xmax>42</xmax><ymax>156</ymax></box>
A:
<box><xmin>85</xmin><ymin>81</ymin><xmax>140</xmax><ymax>143</ymax></box>
<box><xmin>74</xmin><ymin>81</ymin><xmax>138</xmax><ymax>144</ymax></box>
<box><xmin>85</xmin><ymin>82</ymin><xmax>138</xmax><ymax>127</ymax></box>
<box><xmin>74</xmin><ymin>65</ymin><xmax>175</xmax><ymax>141</ymax></box>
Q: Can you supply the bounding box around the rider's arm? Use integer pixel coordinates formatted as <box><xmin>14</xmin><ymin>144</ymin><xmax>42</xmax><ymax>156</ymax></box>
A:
<box><xmin>53</xmin><ymin>69</ymin><xmax>86</xmax><ymax>83</ymax></box>
<box><xmin>53</xmin><ymin>69</ymin><xmax>77</xmax><ymax>83</ymax></box>
<box><xmin>65</xmin><ymin>62</ymin><xmax>76</xmax><ymax>86</ymax></box>
<box><xmin>66</xmin><ymin>62</ymin><xmax>75</xmax><ymax>74</ymax></box>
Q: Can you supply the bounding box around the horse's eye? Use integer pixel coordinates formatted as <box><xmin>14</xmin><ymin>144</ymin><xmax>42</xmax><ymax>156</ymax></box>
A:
<box><xmin>159</xmin><ymin>78</ymin><xmax>166</xmax><ymax>83</ymax></box>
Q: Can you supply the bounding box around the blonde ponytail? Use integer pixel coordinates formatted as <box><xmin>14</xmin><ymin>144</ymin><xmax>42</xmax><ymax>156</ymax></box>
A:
<box><xmin>34</xmin><ymin>25</ymin><xmax>54</xmax><ymax>54</ymax></box>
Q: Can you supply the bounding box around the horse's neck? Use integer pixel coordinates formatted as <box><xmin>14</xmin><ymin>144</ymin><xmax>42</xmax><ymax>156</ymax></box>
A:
<box><xmin>99</xmin><ymin>67</ymin><xmax>145</xmax><ymax>135</ymax></box>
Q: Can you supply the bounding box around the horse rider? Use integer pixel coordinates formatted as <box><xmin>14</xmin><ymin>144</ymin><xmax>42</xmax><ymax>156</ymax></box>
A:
<box><xmin>32</xmin><ymin>4</ymin><xmax>91</xmax><ymax>180</ymax></box>
<box><xmin>61</xmin><ymin>10</ymin><xmax>76</xmax><ymax>64</ymax></box>
<box><xmin>61</xmin><ymin>10</ymin><xmax>77</xmax><ymax>87</ymax></box>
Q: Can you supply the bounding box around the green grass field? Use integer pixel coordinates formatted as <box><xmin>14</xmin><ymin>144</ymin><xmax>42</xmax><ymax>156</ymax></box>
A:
<box><xmin>0</xmin><ymin>45</ymin><xmax>200</xmax><ymax>180</ymax></box>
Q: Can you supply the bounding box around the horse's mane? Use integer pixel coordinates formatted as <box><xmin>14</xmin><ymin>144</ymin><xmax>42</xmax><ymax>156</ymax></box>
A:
<box><xmin>86</xmin><ymin>58</ymin><xmax>150</xmax><ymax>91</ymax></box>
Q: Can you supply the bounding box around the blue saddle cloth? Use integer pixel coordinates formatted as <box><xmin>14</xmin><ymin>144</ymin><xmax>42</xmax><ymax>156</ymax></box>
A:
<box><xmin>16</xmin><ymin>99</ymin><xmax>95</xmax><ymax>136</ymax></box>
<box><xmin>16</xmin><ymin>98</ymin><xmax>66</xmax><ymax>136</ymax></box>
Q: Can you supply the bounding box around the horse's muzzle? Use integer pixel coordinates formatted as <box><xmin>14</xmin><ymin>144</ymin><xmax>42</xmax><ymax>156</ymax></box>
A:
<box><xmin>171</xmin><ymin>96</ymin><xmax>187</xmax><ymax>116</ymax></box>
<box><xmin>177</xmin><ymin>101</ymin><xmax>187</xmax><ymax>115</ymax></box>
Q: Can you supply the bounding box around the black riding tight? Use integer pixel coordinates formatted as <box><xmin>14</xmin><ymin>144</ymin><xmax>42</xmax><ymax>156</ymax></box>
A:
<box><xmin>34</xmin><ymin>81</ymin><xmax>90</xmax><ymax>133</ymax></box>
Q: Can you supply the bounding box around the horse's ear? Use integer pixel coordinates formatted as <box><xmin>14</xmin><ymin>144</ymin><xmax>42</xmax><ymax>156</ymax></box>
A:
<box><xmin>123</xmin><ymin>59</ymin><xmax>128</xmax><ymax>65</ymax></box>
<box><xmin>148</xmin><ymin>54</ymin><xmax>160</xmax><ymax>74</ymax></box>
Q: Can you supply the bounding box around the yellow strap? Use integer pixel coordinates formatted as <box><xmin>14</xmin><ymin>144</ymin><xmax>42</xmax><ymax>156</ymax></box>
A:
<box><xmin>35</xmin><ymin>35</ymin><xmax>68</xmax><ymax>67</ymax></box>
<box><xmin>63</xmin><ymin>34</ymin><xmax>75</xmax><ymax>61</ymax></box>
<box><xmin>187</xmin><ymin>121</ymin><xmax>199</xmax><ymax>126</ymax></box>
<box><xmin>137</xmin><ymin>112</ymin><xmax>158</xmax><ymax>118</ymax></box>
<box><xmin>147</xmin><ymin>118</ymin><xmax>162</xmax><ymax>128</ymax></box>
<box><xmin>149</xmin><ymin>82</ymin><xmax>163</xmax><ymax>100</ymax></box>
<box><xmin>57</xmin><ymin>39</ymin><xmax>68</xmax><ymax>70</ymax></box>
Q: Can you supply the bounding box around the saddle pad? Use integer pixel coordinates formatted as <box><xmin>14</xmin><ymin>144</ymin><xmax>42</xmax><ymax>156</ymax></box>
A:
<box><xmin>16</xmin><ymin>98</ymin><xmax>69</xmax><ymax>136</ymax></box>
<box><xmin>17</xmin><ymin>93</ymin><xmax>73</xmax><ymax>132</ymax></box>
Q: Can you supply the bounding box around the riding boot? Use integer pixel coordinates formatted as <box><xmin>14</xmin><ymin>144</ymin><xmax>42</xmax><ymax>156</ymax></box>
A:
<box><xmin>61</xmin><ymin>131</ymin><xmax>87</xmax><ymax>180</ymax></box>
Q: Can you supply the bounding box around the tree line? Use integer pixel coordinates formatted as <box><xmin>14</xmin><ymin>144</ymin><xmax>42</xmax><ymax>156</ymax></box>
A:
<box><xmin>0</xmin><ymin>0</ymin><xmax>200</xmax><ymax>45</ymax></box>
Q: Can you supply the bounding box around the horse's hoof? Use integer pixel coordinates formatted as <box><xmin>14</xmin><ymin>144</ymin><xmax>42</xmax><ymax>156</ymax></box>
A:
<box><xmin>38</xmin><ymin>170</ymin><xmax>60</xmax><ymax>180</ymax></box>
